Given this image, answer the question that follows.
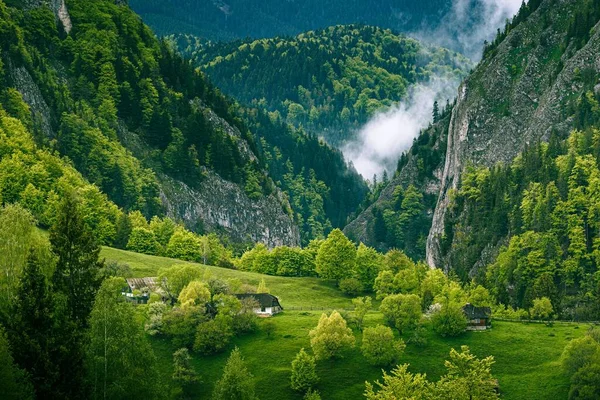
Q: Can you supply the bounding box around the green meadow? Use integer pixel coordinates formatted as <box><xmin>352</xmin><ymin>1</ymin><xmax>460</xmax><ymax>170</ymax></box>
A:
<box><xmin>102</xmin><ymin>247</ymin><xmax>590</xmax><ymax>399</ymax></box>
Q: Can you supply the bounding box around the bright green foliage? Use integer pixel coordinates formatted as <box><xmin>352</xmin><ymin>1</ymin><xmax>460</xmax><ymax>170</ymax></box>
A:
<box><xmin>431</xmin><ymin>301</ymin><xmax>467</xmax><ymax>337</ymax></box>
<box><xmin>238</xmin><ymin>244</ymin><xmax>316</xmax><ymax>277</ymax></box>
<box><xmin>87</xmin><ymin>277</ymin><xmax>163</xmax><ymax>399</ymax></box>
<box><xmin>366</xmin><ymin>346</ymin><xmax>498</xmax><ymax>400</ymax></box>
<box><xmin>569</xmin><ymin>359</ymin><xmax>600</xmax><ymax>400</ymax></box>
<box><xmin>365</xmin><ymin>364</ymin><xmax>432</xmax><ymax>399</ymax></box>
<box><xmin>379</xmin><ymin>293</ymin><xmax>422</xmax><ymax>333</ymax></box>
<box><xmin>354</xmin><ymin>243</ymin><xmax>383</xmax><ymax>289</ymax></box>
<box><xmin>530</xmin><ymin>297</ymin><xmax>554</xmax><ymax>321</ymax></box>
<box><xmin>373</xmin><ymin>253</ymin><xmax>427</xmax><ymax>299</ymax></box>
<box><xmin>304</xmin><ymin>389</ymin><xmax>322</xmax><ymax>400</ymax></box>
<box><xmin>157</xmin><ymin>264</ymin><xmax>204</xmax><ymax>302</ymax></box>
<box><xmin>561</xmin><ymin>336</ymin><xmax>600</xmax><ymax>376</ymax></box>
<box><xmin>436</xmin><ymin>346</ymin><xmax>499</xmax><ymax>400</ymax></box>
<box><xmin>316</xmin><ymin>229</ymin><xmax>356</xmax><ymax>282</ymax></box>
<box><xmin>212</xmin><ymin>347</ymin><xmax>257</xmax><ymax>400</ymax></box>
<box><xmin>361</xmin><ymin>325</ymin><xmax>406</xmax><ymax>366</ymax></box>
<box><xmin>127</xmin><ymin>227</ymin><xmax>161</xmax><ymax>255</ymax></box>
<box><xmin>467</xmin><ymin>285</ymin><xmax>494</xmax><ymax>308</ymax></box>
<box><xmin>309</xmin><ymin>311</ymin><xmax>355</xmax><ymax>360</ymax></box>
<box><xmin>0</xmin><ymin>327</ymin><xmax>33</xmax><ymax>400</ymax></box>
<box><xmin>178</xmin><ymin>280</ymin><xmax>211</xmax><ymax>309</ymax></box>
<box><xmin>145</xmin><ymin>302</ymin><xmax>168</xmax><ymax>336</ymax></box>
<box><xmin>352</xmin><ymin>296</ymin><xmax>372</xmax><ymax>330</ymax></box>
<box><xmin>290</xmin><ymin>348</ymin><xmax>319</xmax><ymax>392</ymax></box>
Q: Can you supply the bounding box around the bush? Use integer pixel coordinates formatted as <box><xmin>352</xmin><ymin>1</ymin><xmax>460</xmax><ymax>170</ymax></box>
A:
<box><xmin>561</xmin><ymin>336</ymin><xmax>600</xmax><ymax>376</ymax></box>
<box><xmin>339</xmin><ymin>277</ymin><xmax>364</xmax><ymax>296</ymax></box>
<box><xmin>361</xmin><ymin>325</ymin><xmax>406</xmax><ymax>366</ymax></box>
<box><xmin>379</xmin><ymin>293</ymin><xmax>422</xmax><ymax>333</ymax></box>
<box><xmin>193</xmin><ymin>315</ymin><xmax>233</xmax><ymax>355</ymax></box>
<box><xmin>431</xmin><ymin>302</ymin><xmax>467</xmax><ymax>337</ymax></box>
<box><xmin>309</xmin><ymin>311</ymin><xmax>355</xmax><ymax>360</ymax></box>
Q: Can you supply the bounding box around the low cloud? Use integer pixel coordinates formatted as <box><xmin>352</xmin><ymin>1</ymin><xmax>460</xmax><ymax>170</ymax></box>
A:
<box><xmin>343</xmin><ymin>78</ymin><xmax>459</xmax><ymax>181</ymax></box>
<box><xmin>414</xmin><ymin>0</ymin><xmax>524</xmax><ymax>60</ymax></box>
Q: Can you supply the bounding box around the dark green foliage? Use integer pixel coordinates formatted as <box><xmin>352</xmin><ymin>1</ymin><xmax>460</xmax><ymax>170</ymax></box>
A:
<box><xmin>176</xmin><ymin>26</ymin><xmax>469</xmax><ymax>146</ymax></box>
<box><xmin>50</xmin><ymin>194</ymin><xmax>103</xmax><ymax>327</ymax></box>
<box><xmin>0</xmin><ymin>327</ymin><xmax>33</xmax><ymax>400</ymax></box>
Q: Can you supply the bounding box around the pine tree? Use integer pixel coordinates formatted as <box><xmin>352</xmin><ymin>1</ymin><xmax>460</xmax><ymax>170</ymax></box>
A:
<box><xmin>212</xmin><ymin>347</ymin><xmax>257</xmax><ymax>400</ymax></box>
<box><xmin>256</xmin><ymin>278</ymin><xmax>269</xmax><ymax>293</ymax></box>
<box><xmin>50</xmin><ymin>194</ymin><xmax>103</xmax><ymax>327</ymax></box>
<box><xmin>290</xmin><ymin>348</ymin><xmax>319</xmax><ymax>392</ymax></box>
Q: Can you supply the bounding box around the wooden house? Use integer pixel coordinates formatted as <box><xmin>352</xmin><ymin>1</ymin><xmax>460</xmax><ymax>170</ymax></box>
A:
<box><xmin>122</xmin><ymin>277</ymin><xmax>162</xmax><ymax>304</ymax></box>
<box><xmin>234</xmin><ymin>293</ymin><xmax>283</xmax><ymax>317</ymax></box>
<box><xmin>462</xmin><ymin>303</ymin><xmax>492</xmax><ymax>330</ymax></box>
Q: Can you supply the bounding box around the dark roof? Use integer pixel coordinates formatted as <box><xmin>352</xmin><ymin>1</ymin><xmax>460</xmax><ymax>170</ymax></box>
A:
<box><xmin>462</xmin><ymin>303</ymin><xmax>491</xmax><ymax>319</ymax></box>
<box><xmin>126</xmin><ymin>277</ymin><xmax>160</xmax><ymax>292</ymax></box>
<box><xmin>235</xmin><ymin>293</ymin><xmax>282</xmax><ymax>309</ymax></box>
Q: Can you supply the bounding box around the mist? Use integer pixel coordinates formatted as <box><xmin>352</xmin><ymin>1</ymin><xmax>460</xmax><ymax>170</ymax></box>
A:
<box><xmin>343</xmin><ymin>78</ymin><xmax>459</xmax><ymax>181</ymax></box>
<box><xmin>414</xmin><ymin>0</ymin><xmax>524</xmax><ymax>60</ymax></box>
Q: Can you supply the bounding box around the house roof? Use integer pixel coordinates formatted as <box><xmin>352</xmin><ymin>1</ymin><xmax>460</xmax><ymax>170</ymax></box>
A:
<box><xmin>126</xmin><ymin>277</ymin><xmax>160</xmax><ymax>292</ymax></box>
<box><xmin>235</xmin><ymin>293</ymin><xmax>282</xmax><ymax>309</ymax></box>
<box><xmin>462</xmin><ymin>303</ymin><xmax>491</xmax><ymax>319</ymax></box>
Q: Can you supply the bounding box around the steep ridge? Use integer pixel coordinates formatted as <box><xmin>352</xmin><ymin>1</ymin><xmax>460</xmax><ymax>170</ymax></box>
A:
<box><xmin>3</xmin><ymin>0</ymin><xmax>300</xmax><ymax>246</ymax></box>
<box><xmin>427</xmin><ymin>0</ymin><xmax>600</xmax><ymax>268</ymax></box>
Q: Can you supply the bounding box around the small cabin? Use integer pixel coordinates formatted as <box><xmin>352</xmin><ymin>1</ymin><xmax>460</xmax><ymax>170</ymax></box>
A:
<box><xmin>235</xmin><ymin>293</ymin><xmax>283</xmax><ymax>317</ymax></box>
<box><xmin>462</xmin><ymin>303</ymin><xmax>492</xmax><ymax>330</ymax></box>
<box><xmin>122</xmin><ymin>277</ymin><xmax>162</xmax><ymax>304</ymax></box>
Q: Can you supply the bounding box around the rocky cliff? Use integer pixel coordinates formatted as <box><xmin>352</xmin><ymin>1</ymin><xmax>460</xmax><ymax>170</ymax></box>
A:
<box><xmin>427</xmin><ymin>0</ymin><xmax>600</xmax><ymax>267</ymax></box>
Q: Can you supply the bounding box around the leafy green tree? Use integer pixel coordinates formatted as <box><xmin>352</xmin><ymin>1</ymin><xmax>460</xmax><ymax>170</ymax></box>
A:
<box><xmin>87</xmin><ymin>277</ymin><xmax>162</xmax><ymax>399</ymax></box>
<box><xmin>352</xmin><ymin>296</ymin><xmax>372</xmax><ymax>330</ymax></box>
<box><xmin>436</xmin><ymin>346</ymin><xmax>499</xmax><ymax>400</ymax></box>
<box><xmin>365</xmin><ymin>364</ymin><xmax>432</xmax><ymax>399</ymax></box>
<box><xmin>212</xmin><ymin>347</ymin><xmax>257</xmax><ymax>400</ymax></box>
<box><xmin>316</xmin><ymin>229</ymin><xmax>356</xmax><ymax>282</ymax></box>
<box><xmin>0</xmin><ymin>327</ymin><xmax>33</xmax><ymax>400</ymax></box>
<box><xmin>354</xmin><ymin>243</ymin><xmax>383</xmax><ymax>289</ymax></box>
<box><xmin>530</xmin><ymin>297</ymin><xmax>554</xmax><ymax>321</ymax></box>
<box><xmin>50</xmin><ymin>194</ymin><xmax>103</xmax><ymax>327</ymax></box>
<box><xmin>290</xmin><ymin>348</ymin><xmax>319</xmax><ymax>392</ymax></box>
<box><xmin>193</xmin><ymin>315</ymin><xmax>233</xmax><ymax>355</ymax></box>
<box><xmin>127</xmin><ymin>227</ymin><xmax>161</xmax><ymax>255</ymax></box>
<box><xmin>172</xmin><ymin>348</ymin><xmax>200</xmax><ymax>396</ymax></box>
<box><xmin>379</xmin><ymin>294</ymin><xmax>422</xmax><ymax>333</ymax></box>
<box><xmin>561</xmin><ymin>336</ymin><xmax>600</xmax><ymax>376</ymax></box>
<box><xmin>569</xmin><ymin>359</ymin><xmax>600</xmax><ymax>400</ymax></box>
<box><xmin>158</xmin><ymin>264</ymin><xmax>204</xmax><ymax>303</ymax></box>
<box><xmin>361</xmin><ymin>325</ymin><xmax>406</xmax><ymax>366</ymax></box>
<box><xmin>178</xmin><ymin>280</ymin><xmax>211</xmax><ymax>309</ymax></box>
<box><xmin>309</xmin><ymin>311</ymin><xmax>355</xmax><ymax>360</ymax></box>
<box><xmin>257</xmin><ymin>278</ymin><xmax>269</xmax><ymax>293</ymax></box>
<box><xmin>339</xmin><ymin>277</ymin><xmax>364</xmax><ymax>296</ymax></box>
<box><xmin>431</xmin><ymin>301</ymin><xmax>467</xmax><ymax>337</ymax></box>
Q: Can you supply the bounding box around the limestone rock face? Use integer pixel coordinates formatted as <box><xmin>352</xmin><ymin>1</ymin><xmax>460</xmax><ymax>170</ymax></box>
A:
<box><xmin>24</xmin><ymin>0</ymin><xmax>72</xmax><ymax>33</ymax></box>
<box><xmin>427</xmin><ymin>0</ymin><xmax>600</xmax><ymax>268</ymax></box>
<box><xmin>160</xmin><ymin>172</ymin><xmax>300</xmax><ymax>248</ymax></box>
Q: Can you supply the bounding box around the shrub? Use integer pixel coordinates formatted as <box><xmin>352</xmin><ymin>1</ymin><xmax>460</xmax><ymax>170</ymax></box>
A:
<box><xmin>193</xmin><ymin>315</ymin><xmax>233</xmax><ymax>355</ymax></box>
<box><xmin>339</xmin><ymin>277</ymin><xmax>364</xmax><ymax>296</ymax></box>
<box><xmin>431</xmin><ymin>302</ymin><xmax>467</xmax><ymax>337</ymax></box>
<box><xmin>309</xmin><ymin>311</ymin><xmax>355</xmax><ymax>360</ymax></box>
<box><xmin>290</xmin><ymin>348</ymin><xmax>319</xmax><ymax>392</ymax></box>
<box><xmin>361</xmin><ymin>325</ymin><xmax>406</xmax><ymax>366</ymax></box>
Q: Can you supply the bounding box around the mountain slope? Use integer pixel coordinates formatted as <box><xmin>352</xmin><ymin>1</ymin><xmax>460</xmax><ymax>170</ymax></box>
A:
<box><xmin>175</xmin><ymin>26</ymin><xmax>471</xmax><ymax>147</ymax></box>
<box><xmin>129</xmin><ymin>0</ymin><xmax>452</xmax><ymax>42</ymax></box>
<box><xmin>1</xmin><ymin>0</ymin><xmax>303</xmax><ymax>246</ymax></box>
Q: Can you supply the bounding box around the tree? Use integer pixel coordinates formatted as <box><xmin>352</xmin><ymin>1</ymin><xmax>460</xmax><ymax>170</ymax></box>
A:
<box><xmin>0</xmin><ymin>204</ymin><xmax>37</xmax><ymax>311</ymax></box>
<box><xmin>50</xmin><ymin>194</ymin><xmax>103</xmax><ymax>327</ymax></box>
<box><xmin>354</xmin><ymin>243</ymin><xmax>383</xmax><ymax>289</ymax></box>
<box><xmin>0</xmin><ymin>327</ymin><xmax>33</xmax><ymax>400</ymax></box>
<box><xmin>365</xmin><ymin>364</ymin><xmax>432</xmax><ymax>400</ymax></box>
<box><xmin>212</xmin><ymin>347</ymin><xmax>257</xmax><ymax>400</ymax></box>
<box><xmin>379</xmin><ymin>294</ymin><xmax>422</xmax><ymax>333</ymax></box>
<box><xmin>158</xmin><ymin>264</ymin><xmax>204</xmax><ymax>303</ymax></box>
<box><xmin>530</xmin><ymin>297</ymin><xmax>553</xmax><ymax>321</ymax></box>
<box><xmin>361</xmin><ymin>325</ymin><xmax>406</xmax><ymax>366</ymax></box>
<box><xmin>431</xmin><ymin>301</ymin><xmax>467</xmax><ymax>337</ymax></box>
<box><xmin>352</xmin><ymin>296</ymin><xmax>372</xmax><ymax>330</ymax></box>
<box><xmin>304</xmin><ymin>389</ymin><xmax>322</xmax><ymax>400</ymax></box>
<box><xmin>290</xmin><ymin>348</ymin><xmax>319</xmax><ymax>392</ymax></box>
<box><xmin>178</xmin><ymin>280</ymin><xmax>211</xmax><ymax>309</ymax></box>
<box><xmin>172</xmin><ymin>348</ymin><xmax>199</xmax><ymax>396</ymax></box>
<box><xmin>257</xmin><ymin>278</ymin><xmax>269</xmax><ymax>293</ymax></box>
<box><xmin>436</xmin><ymin>346</ymin><xmax>498</xmax><ymax>399</ymax></box>
<box><xmin>561</xmin><ymin>336</ymin><xmax>600</xmax><ymax>376</ymax></box>
<box><xmin>569</xmin><ymin>359</ymin><xmax>600</xmax><ymax>400</ymax></box>
<box><xmin>315</xmin><ymin>229</ymin><xmax>356</xmax><ymax>282</ymax></box>
<box><xmin>339</xmin><ymin>277</ymin><xmax>364</xmax><ymax>296</ymax></box>
<box><xmin>193</xmin><ymin>315</ymin><xmax>233</xmax><ymax>355</ymax></box>
<box><xmin>9</xmin><ymin>251</ymin><xmax>56</xmax><ymax>398</ymax></box>
<box><xmin>88</xmin><ymin>277</ymin><xmax>162</xmax><ymax>399</ymax></box>
<box><xmin>309</xmin><ymin>311</ymin><xmax>355</xmax><ymax>360</ymax></box>
<box><xmin>126</xmin><ymin>227</ymin><xmax>160</xmax><ymax>255</ymax></box>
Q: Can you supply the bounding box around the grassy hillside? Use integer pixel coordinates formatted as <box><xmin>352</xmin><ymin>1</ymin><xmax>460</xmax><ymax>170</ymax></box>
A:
<box><xmin>102</xmin><ymin>247</ymin><xmax>588</xmax><ymax>400</ymax></box>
